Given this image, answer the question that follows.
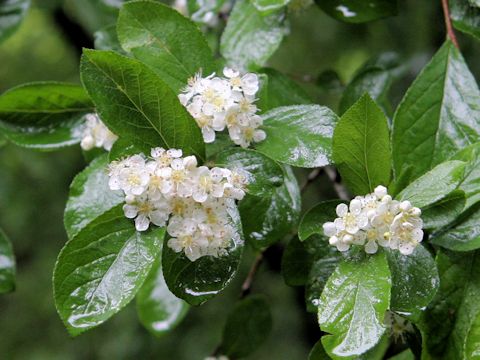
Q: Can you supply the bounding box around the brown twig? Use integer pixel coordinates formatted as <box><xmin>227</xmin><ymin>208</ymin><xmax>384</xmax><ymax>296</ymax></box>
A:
<box><xmin>441</xmin><ymin>0</ymin><xmax>459</xmax><ymax>48</ymax></box>
<box><xmin>240</xmin><ymin>253</ymin><xmax>264</xmax><ymax>299</ymax></box>
<box><xmin>301</xmin><ymin>168</ymin><xmax>321</xmax><ymax>193</ymax></box>
<box><xmin>324</xmin><ymin>166</ymin><xmax>350</xmax><ymax>201</ymax></box>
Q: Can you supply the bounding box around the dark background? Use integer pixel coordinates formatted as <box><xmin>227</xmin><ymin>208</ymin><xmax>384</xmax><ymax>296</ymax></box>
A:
<box><xmin>0</xmin><ymin>1</ymin><xmax>478</xmax><ymax>359</ymax></box>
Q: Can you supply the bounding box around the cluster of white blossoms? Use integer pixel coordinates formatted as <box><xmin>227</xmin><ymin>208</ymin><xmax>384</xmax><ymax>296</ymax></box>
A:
<box><xmin>80</xmin><ymin>113</ymin><xmax>118</xmax><ymax>151</ymax></box>
<box><xmin>108</xmin><ymin>147</ymin><xmax>248</xmax><ymax>261</ymax></box>
<box><xmin>322</xmin><ymin>186</ymin><xmax>424</xmax><ymax>255</ymax></box>
<box><xmin>178</xmin><ymin>67</ymin><xmax>266</xmax><ymax>148</ymax></box>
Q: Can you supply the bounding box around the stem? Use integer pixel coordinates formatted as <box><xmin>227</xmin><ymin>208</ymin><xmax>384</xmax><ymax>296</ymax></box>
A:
<box><xmin>301</xmin><ymin>168</ymin><xmax>321</xmax><ymax>193</ymax></box>
<box><xmin>240</xmin><ymin>253</ymin><xmax>264</xmax><ymax>299</ymax></box>
<box><xmin>441</xmin><ymin>0</ymin><xmax>459</xmax><ymax>48</ymax></box>
<box><xmin>324</xmin><ymin>166</ymin><xmax>349</xmax><ymax>201</ymax></box>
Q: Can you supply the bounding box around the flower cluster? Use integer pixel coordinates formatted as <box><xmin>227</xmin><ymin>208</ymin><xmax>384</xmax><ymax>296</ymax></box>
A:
<box><xmin>178</xmin><ymin>67</ymin><xmax>266</xmax><ymax>148</ymax></box>
<box><xmin>322</xmin><ymin>186</ymin><xmax>423</xmax><ymax>255</ymax></box>
<box><xmin>108</xmin><ymin>148</ymin><xmax>248</xmax><ymax>261</ymax></box>
<box><xmin>80</xmin><ymin>113</ymin><xmax>118</xmax><ymax>151</ymax></box>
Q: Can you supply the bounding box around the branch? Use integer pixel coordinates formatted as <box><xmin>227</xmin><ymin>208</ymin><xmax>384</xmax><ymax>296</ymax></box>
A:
<box><xmin>301</xmin><ymin>168</ymin><xmax>321</xmax><ymax>193</ymax></box>
<box><xmin>441</xmin><ymin>0</ymin><xmax>459</xmax><ymax>48</ymax></box>
<box><xmin>324</xmin><ymin>166</ymin><xmax>349</xmax><ymax>201</ymax></box>
<box><xmin>240</xmin><ymin>253</ymin><xmax>264</xmax><ymax>299</ymax></box>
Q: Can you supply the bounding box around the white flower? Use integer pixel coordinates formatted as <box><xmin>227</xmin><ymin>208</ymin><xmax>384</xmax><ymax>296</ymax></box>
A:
<box><xmin>80</xmin><ymin>113</ymin><xmax>117</xmax><ymax>151</ymax></box>
<box><xmin>178</xmin><ymin>67</ymin><xmax>264</xmax><ymax>147</ymax></box>
<box><xmin>107</xmin><ymin>149</ymin><xmax>250</xmax><ymax>262</ymax></box>
<box><xmin>191</xmin><ymin>166</ymin><xmax>226</xmax><ymax>202</ymax></box>
<box><xmin>223</xmin><ymin>168</ymin><xmax>248</xmax><ymax>200</ymax></box>
<box><xmin>322</xmin><ymin>186</ymin><xmax>423</xmax><ymax>255</ymax></box>
<box><xmin>123</xmin><ymin>195</ymin><xmax>171</xmax><ymax>231</ymax></box>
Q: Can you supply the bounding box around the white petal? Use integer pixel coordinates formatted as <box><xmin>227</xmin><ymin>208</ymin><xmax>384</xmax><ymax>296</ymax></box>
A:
<box><xmin>323</xmin><ymin>222</ymin><xmax>337</xmax><ymax>237</ymax></box>
<box><xmin>135</xmin><ymin>215</ymin><xmax>150</xmax><ymax>231</ymax></box>
<box><xmin>336</xmin><ymin>203</ymin><xmax>348</xmax><ymax>217</ymax></box>
<box><xmin>349</xmin><ymin>199</ymin><xmax>362</xmax><ymax>215</ymax></box>
<box><xmin>123</xmin><ymin>204</ymin><xmax>138</xmax><ymax>218</ymax></box>
<box><xmin>374</xmin><ymin>185</ymin><xmax>388</xmax><ymax>199</ymax></box>
<box><xmin>365</xmin><ymin>240</ymin><xmax>378</xmax><ymax>254</ymax></box>
<box><xmin>202</xmin><ymin>126</ymin><xmax>216</xmax><ymax>143</ymax></box>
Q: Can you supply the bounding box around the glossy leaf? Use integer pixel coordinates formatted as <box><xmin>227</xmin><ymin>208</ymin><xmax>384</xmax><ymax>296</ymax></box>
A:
<box><xmin>64</xmin><ymin>154</ymin><xmax>124</xmax><ymax>239</ymax></box>
<box><xmin>239</xmin><ymin>165</ymin><xmax>301</xmax><ymax>249</ymax></box>
<box><xmin>215</xmin><ymin>147</ymin><xmax>284</xmax><ymax>197</ymax></box>
<box><xmin>220</xmin><ymin>0</ymin><xmax>288</xmax><ymax>71</ymax></box>
<box><xmin>450</xmin><ymin>0</ymin><xmax>480</xmax><ymax>40</ymax></box>
<box><xmin>318</xmin><ymin>252</ymin><xmax>391</xmax><ymax>359</ymax></box>
<box><xmin>432</xmin><ymin>205</ymin><xmax>480</xmax><ymax>251</ymax></box>
<box><xmin>0</xmin><ymin>0</ymin><xmax>30</xmax><ymax>43</ymax></box>
<box><xmin>309</xmin><ymin>341</ymin><xmax>330</xmax><ymax>360</ymax></box>
<box><xmin>219</xmin><ymin>295</ymin><xmax>273</xmax><ymax>358</ymax></box>
<box><xmin>117</xmin><ymin>1</ymin><xmax>216</xmax><ymax>93</ymax></box>
<box><xmin>54</xmin><ymin>206</ymin><xmax>165</xmax><ymax>336</ymax></box>
<box><xmin>332</xmin><ymin>93</ymin><xmax>391</xmax><ymax>195</ymax></box>
<box><xmin>0</xmin><ymin>229</ymin><xmax>15</xmax><ymax>294</ymax></box>
<box><xmin>392</xmin><ymin>41</ymin><xmax>480</xmax><ymax>182</ymax></box>
<box><xmin>466</xmin><ymin>311</ymin><xmax>480</xmax><ymax>359</ymax></box>
<box><xmin>257</xmin><ymin>68</ymin><xmax>312</xmax><ymax>113</ymax></box>
<box><xmin>386</xmin><ymin>246</ymin><xmax>439</xmax><ymax>314</ymax></box>
<box><xmin>136</xmin><ymin>256</ymin><xmax>189</xmax><ymax>337</ymax></box>
<box><xmin>339</xmin><ymin>52</ymin><xmax>404</xmax><ymax>115</ymax></box>
<box><xmin>422</xmin><ymin>190</ymin><xmax>466</xmax><ymax>230</ymax></box>
<box><xmin>315</xmin><ymin>0</ymin><xmax>397</xmax><ymax>24</ymax></box>
<box><xmin>299</xmin><ymin>200</ymin><xmax>341</xmax><ymax>241</ymax></box>
<box><xmin>305</xmin><ymin>238</ymin><xmax>341</xmax><ymax>313</ymax></box>
<box><xmin>396</xmin><ymin>160</ymin><xmax>466</xmax><ymax>208</ymax></box>
<box><xmin>80</xmin><ymin>49</ymin><xmax>205</xmax><ymax>159</ymax></box>
<box><xmin>162</xmin><ymin>200</ymin><xmax>244</xmax><ymax>305</ymax></box>
<box><xmin>0</xmin><ymin>82</ymin><xmax>93</xmax><ymax>150</ymax></box>
<box><xmin>94</xmin><ymin>24</ymin><xmax>124</xmax><ymax>53</ymax></box>
<box><xmin>256</xmin><ymin>105</ymin><xmax>337</xmax><ymax>168</ymax></box>
<box><xmin>281</xmin><ymin>236</ymin><xmax>314</xmax><ymax>287</ymax></box>
<box><xmin>420</xmin><ymin>251</ymin><xmax>480</xmax><ymax>359</ymax></box>
<box><xmin>452</xmin><ymin>142</ymin><xmax>480</xmax><ymax>210</ymax></box>
<box><xmin>252</xmin><ymin>0</ymin><xmax>290</xmax><ymax>13</ymax></box>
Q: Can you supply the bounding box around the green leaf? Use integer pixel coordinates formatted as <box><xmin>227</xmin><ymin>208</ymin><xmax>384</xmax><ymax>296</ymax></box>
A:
<box><xmin>0</xmin><ymin>82</ymin><xmax>94</xmax><ymax>150</ymax></box>
<box><xmin>214</xmin><ymin>147</ymin><xmax>284</xmax><ymax>197</ymax></box>
<box><xmin>53</xmin><ymin>205</ymin><xmax>165</xmax><ymax>336</ymax></box>
<box><xmin>219</xmin><ymin>295</ymin><xmax>273</xmax><ymax>358</ymax></box>
<box><xmin>420</xmin><ymin>250</ymin><xmax>480</xmax><ymax>359</ymax></box>
<box><xmin>108</xmin><ymin>137</ymin><xmax>145</xmax><ymax>162</ymax></box>
<box><xmin>309</xmin><ymin>341</ymin><xmax>330</xmax><ymax>360</ymax></box>
<box><xmin>117</xmin><ymin>1</ymin><xmax>216</xmax><ymax>93</ymax></box>
<box><xmin>256</xmin><ymin>105</ymin><xmax>337</xmax><ymax>168</ymax></box>
<box><xmin>339</xmin><ymin>53</ymin><xmax>404</xmax><ymax>116</ymax></box>
<box><xmin>388</xmin><ymin>349</ymin><xmax>414</xmax><ymax>360</ymax></box>
<box><xmin>396</xmin><ymin>160</ymin><xmax>466</xmax><ymax>208</ymax></box>
<box><xmin>318</xmin><ymin>252</ymin><xmax>391</xmax><ymax>359</ymax></box>
<box><xmin>220</xmin><ymin>0</ymin><xmax>288</xmax><ymax>71</ymax></box>
<box><xmin>239</xmin><ymin>165</ymin><xmax>301</xmax><ymax>249</ymax></box>
<box><xmin>431</xmin><ymin>205</ymin><xmax>480</xmax><ymax>251</ymax></box>
<box><xmin>80</xmin><ymin>49</ymin><xmax>205</xmax><ymax>159</ymax></box>
<box><xmin>299</xmin><ymin>200</ymin><xmax>342</xmax><ymax>241</ymax></box>
<box><xmin>422</xmin><ymin>190</ymin><xmax>466</xmax><ymax>230</ymax></box>
<box><xmin>305</xmin><ymin>238</ymin><xmax>340</xmax><ymax>313</ymax></box>
<box><xmin>466</xmin><ymin>311</ymin><xmax>480</xmax><ymax>359</ymax></box>
<box><xmin>315</xmin><ymin>0</ymin><xmax>397</xmax><ymax>24</ymax></box>
<box><xmin>281</xmin><ymin>236</ymin><xmax>314</xmax><ymax>287</ymax></box>
<box><xmin>386</xmin><ymin>246</ymin><xmax>439</xmax><ymax>314</ymax></box>
<box><xmin>0</xmin><ymin>228</ymin><xmax>15</xmax><ymax>294</ymax></box>
<box><xmin>252</xmin><ymin>0</ymin><xmax>290</xmax><ymax>14</ymax></box>
<box><xmin>332</xmin><ymin>93</ymin><xmax>391</xmax><ymax>195</ymax></box>
<box><xmin>136</xmin><ymin>256</ymin><xmax>189</xmax><ymax>337</ymax></box>
<box><xmin>392</xmin><ymin>41</ymin><xmax>480</xmax><ymax>182</ymax></box>
<box><xmin>452</xmin><ymin>142</ymin><xmax>480</xmax><ymax>210</ymax></box>
<box><xmin>64</xmin><ymin>154</ymin><xmax>124</xmax><ymax>240</ymax></box>
<box><xmin>162</xmin><ymin>200</ymin><xmax>244</xmax><ymax>305</ymax></box>
<box><xmin>257</xmin><ymin>68</ymin><xmax>313</xmax><ymax>113</ymax></box>
<box><xmin>94</xmin><ymin>24</ymin><xmax>124</xmax><ymax>53</ymax></box>
<box><xmin>0</xmin><ymin>0</ymin><xmax>30</xmax><ymax>43</ymax></box>
<box><xmin>450</xmin><ymin>0</ymin><xmax>480</xmax><ymax>40</ymax></box>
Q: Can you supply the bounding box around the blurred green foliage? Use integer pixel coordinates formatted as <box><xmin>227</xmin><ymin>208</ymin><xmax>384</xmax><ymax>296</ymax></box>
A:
<box><xmin>1</xmin><ymin>0</ymin><xmax>480</xmax><ymax>358</ymax></box>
